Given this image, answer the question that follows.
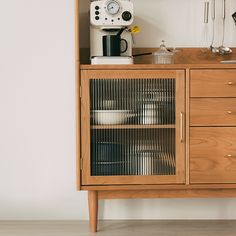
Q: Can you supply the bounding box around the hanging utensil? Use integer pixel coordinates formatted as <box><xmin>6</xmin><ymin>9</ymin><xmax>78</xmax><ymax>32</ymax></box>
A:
<box><xmin>210</xmin><ymin>0</ymin><xmax>219</xmax><ymax>53</ymax></box>
<box><xmin>218</xmin><ymin>0</ymin><xmax>232</xmax><ymax>55</ymax></box>
<box><xmin>202</xmin><ymin>1</ymin><xmax>210</xmax><ymax>50</ymax></box>
<box><xmin>204</xmin><ymin>1</ymin><xmax>209</xmax><ymax>23</ymax></box>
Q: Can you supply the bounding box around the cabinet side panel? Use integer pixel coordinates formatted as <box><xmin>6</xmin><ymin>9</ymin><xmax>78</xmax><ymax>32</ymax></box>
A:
<box><xmin>76</xmin><ymin>62</ymin><xmax>81</xmax><ymax>190</ymax></box>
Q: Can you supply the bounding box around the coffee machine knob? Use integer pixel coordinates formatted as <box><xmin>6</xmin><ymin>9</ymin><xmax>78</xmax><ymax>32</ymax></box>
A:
<box><xmin>122</xmin><ymin>11</ymin><xmax>132</xmax><ymax>21</ymax></box>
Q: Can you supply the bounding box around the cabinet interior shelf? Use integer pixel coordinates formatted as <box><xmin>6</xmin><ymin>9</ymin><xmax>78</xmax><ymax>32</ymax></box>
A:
<box><xmin>91</xmin><ymin>124</ymin><xmax>176</xmax><ymax>129</ymax></box>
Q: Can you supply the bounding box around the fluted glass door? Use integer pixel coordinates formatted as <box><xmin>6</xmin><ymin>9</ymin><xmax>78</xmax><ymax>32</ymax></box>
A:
<box><xmin>81</xmin><ymin>70</ymin><xmax>185</xmax><ymax>185</ymax></box>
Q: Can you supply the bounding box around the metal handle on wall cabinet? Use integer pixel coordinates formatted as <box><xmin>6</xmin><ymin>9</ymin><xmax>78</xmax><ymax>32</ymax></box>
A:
<box><xmin>180</xmin><ymin>112</ymin><xmax>184</xmax><ymax>143</ymax></box>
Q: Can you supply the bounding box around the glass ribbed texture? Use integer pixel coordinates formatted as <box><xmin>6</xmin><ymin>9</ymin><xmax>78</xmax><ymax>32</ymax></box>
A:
<box><xmin>90</xmin><ymin>78</ymin><xmax>176</xmax><ymax>176</ymax></box>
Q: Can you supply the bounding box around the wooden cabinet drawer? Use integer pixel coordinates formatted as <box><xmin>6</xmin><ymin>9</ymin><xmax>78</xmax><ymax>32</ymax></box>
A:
<box><xmin>190</xmin><ymin>127</ymin><xmax>236</xmax><ymax>184</ymax></box>
<box><xmin>190</xmin><ymin>98</ymin><xmax>236</xmax><ymax>126</ymax></box>
<box><xmin>190</xmin><ymin>69</ymin><xmax>236</xmax><ymax>97</ymax></box>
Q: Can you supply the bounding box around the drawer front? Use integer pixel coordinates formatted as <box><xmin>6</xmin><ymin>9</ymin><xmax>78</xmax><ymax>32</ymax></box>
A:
<box><xmin>190</xmin><ymin>69</ymin><xmax>236</xmax><ymax>97</ymax></box>
<box><xmin>190</xmin><ymin>127</ymin><xmax>236</xmax><ymax>183</ymax></box>
<box><xmin>190</xmin><ymin>98</ymin><xmax>236</xmax><ymax>126</ymax></box>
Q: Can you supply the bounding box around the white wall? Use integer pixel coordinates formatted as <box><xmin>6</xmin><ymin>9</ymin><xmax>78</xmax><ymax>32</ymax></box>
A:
<box><xmin>80</xmin><ymin>0</ymin><xmax>236</xmax><ymax>48</ymax></box>
<box><xmin>0</xmin><ymin>0</ymin><xmax>236</xmax><ymax>221</ymax></box>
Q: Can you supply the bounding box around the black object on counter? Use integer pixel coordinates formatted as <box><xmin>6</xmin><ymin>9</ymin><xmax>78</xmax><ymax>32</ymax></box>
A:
<box><xmin>133</xmin><ymin>52</ymin><xmax>153</xmax><ymax>57</ymax></box>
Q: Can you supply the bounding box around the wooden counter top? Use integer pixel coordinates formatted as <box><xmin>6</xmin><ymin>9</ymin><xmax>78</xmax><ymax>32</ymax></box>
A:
<box><xmin>80</xmin><ymin>48</ymin><xmax>236</xmax><ymax>70</ymax></box>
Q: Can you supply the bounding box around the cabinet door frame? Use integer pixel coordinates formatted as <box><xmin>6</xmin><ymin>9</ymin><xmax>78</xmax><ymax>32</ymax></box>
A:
<box><xmin>81</xmin><ymin>70</ymin><xmax>186</xmax><ymax>185</ymax></box>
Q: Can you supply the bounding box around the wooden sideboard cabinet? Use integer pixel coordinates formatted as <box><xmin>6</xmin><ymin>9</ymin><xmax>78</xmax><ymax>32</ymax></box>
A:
<box><xmin>75</xmin><ymin>0</ymin><xmax>236</xmax><ymax>233</ymax></box>
<box><xmin>77</xmin><ymin>66</ymin><xmax>236</xmax><ymax>232</ymax></box>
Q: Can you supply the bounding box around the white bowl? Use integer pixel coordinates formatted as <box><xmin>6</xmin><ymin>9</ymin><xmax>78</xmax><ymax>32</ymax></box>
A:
<box><xmin>92</xmin><ymin>110</ymin><xmax>131</xmax><ymax>125</ymax></box>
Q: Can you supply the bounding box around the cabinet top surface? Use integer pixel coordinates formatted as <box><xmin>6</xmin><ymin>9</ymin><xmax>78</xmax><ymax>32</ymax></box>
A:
<box><xmin>80</xmin><ymin>48</ymin><xmax>236</xmax><ymax>70</ymax></box>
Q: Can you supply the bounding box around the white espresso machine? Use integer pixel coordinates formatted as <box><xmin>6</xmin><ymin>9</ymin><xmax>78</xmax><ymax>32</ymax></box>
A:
<box><xmin>90</xmin><ymin>0</ymin><xmax>134</xmax><ymax>65</ymax></box>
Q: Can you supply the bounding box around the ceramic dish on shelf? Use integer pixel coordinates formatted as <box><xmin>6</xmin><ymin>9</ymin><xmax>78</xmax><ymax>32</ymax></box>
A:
<box><xmin>92</xmin><ymin>110</ymin><xmax>133</xmax><ymax>125</ymax></box>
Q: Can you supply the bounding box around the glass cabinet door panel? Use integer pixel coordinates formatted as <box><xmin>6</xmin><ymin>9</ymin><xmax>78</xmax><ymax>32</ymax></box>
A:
<box><xmin>90</xmin><ymin>78</ymin><xmax>175</xmax><ymax>126</ymax></box>
<box><xmin>91</xmin><ymin>128</ymin><xmax>175</xmax><ymax>176</ymax></box>
<box><xmin>81</xmin><ymin>70</ymin><xmax>185</xmax><ymax>185</ymax></box>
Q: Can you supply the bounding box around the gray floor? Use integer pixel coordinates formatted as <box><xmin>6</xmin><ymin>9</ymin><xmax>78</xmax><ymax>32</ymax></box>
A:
<box><xmin>0</xmin><ymin>220</ymin><xmax>236</xmax><ymax>236</ymax></box>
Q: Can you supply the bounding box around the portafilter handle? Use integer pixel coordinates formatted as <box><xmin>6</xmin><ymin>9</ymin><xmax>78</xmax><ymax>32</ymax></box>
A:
<box><xmin>116</xmin><ymin>27</ymin><xmax>127</xmax><ymax>37</ymax></box>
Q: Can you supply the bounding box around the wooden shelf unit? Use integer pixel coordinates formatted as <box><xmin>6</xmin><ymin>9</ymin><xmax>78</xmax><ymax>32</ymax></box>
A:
<box><xmin>75</xmin><ymin>0</ymin><xmax>236</xmax><ymax>233</ymax></box>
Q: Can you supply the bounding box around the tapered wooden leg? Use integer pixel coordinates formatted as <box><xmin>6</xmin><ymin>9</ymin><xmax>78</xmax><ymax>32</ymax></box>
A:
<box><xmin>88</xmin><ymin>190</ymin><xmax>98</xmax><ymax>233</ymax></box>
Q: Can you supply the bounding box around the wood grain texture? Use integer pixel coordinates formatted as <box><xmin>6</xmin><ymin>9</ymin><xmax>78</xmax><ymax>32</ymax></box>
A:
<box><xmin>81</xmin><ymin>64</ymin><xmax>236</xmax><ymax>70</ymax></box>
<box><xmin>80</xmin><ymin>48</ymin><xmax>236</xmax><ymax>69</ymax></box>
<box><xmin>175</xmin><ymin>70</ymin><xmax>186</xmax><ymax>184</ymax></box>
<box><xmin>98</xmin><ymin>189</ymin><xmax>236</xmax><ymax>199</ymax></box>
<box><xmin>190</xmin><ymin>127</ymin><xmax>236</xmax><ymax>184</ymax></box>
<box><xmin>84</xmin><ymin>70</ymin><xmax>178</xmax><ymax>79</ymax></box>
<box><xmin>185</xmin><ymin>69</ymin><xmax>190</xmax><ymax>185</ymax></box>
<box><xmin>190</xmin><ymin>98</ymin><xmax>236</xmax><ymax>126</ymax></box>
<box><xmin>81</xmin><ymin>70</ymin><xmax>90</xmax><ymax>185</ymax></box>
<box><xmin>133</xmin><ymin>48</ymin><xmax>236</xmax><ymax>66</ymax></box>
<box><xmin>81</xmin><ymin>183</ymin><xmax>236</xmax><ymax>191</ymax></box>
<box><xmin>76</xmin><ymin>62</ymin><xmax>81</xmax><ymax>190</ymax></box>
<box><xmin>82</xmin><ymin>176</ymin><xmax>184</xmax><ymax>186</ymax></box>
<box><xmin>88</xmin><ymin>191</ymin><xmax>98</xmax><ymax>233</ymax></box>
<box><xmin>190</xmin><ymin>69</ymin><xmax>236</xmax><ymax>97</ymax></box>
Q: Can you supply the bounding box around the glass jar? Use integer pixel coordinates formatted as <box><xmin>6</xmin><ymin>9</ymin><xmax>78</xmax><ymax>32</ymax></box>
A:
<box><xmin>153</xmin><ymin>40</ymin><xmax>174</xmax><ymax>64</ymax></box>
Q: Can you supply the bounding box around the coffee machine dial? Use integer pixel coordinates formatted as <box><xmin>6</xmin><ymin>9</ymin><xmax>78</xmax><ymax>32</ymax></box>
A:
<box><xmin>106</xmin><ymin>1</ymin><xmax>120</xmax><ymax>15</ymax></box>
